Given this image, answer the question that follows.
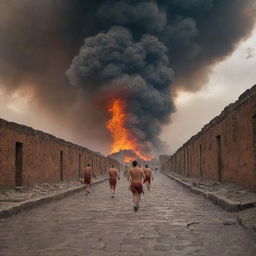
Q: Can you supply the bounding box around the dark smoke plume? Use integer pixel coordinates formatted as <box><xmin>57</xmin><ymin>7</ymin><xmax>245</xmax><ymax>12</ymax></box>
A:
<box><xmin>0</xmin><ymin>0</ymin><xmax>255</xmax><ymax>155</ymax></box>
<box><xmin>67</xmin><ymin>26</ymin><xmax>174</xmax><ymax>155</ymax></box>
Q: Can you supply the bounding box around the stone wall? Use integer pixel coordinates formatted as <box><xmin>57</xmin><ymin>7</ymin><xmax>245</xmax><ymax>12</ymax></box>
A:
<box><xmin>161</xmin><ymin>85</ymin><xmax>256</xmax><ymax>191</ymax></box>
<box><xmin>159</xmin><ymin>155</ymin><xmax>169</xmax><ymax>172</ymax></box>
<box><xmin>0</xmin><ymin>118</ymin><xmax>120</xmax><ymax>188</ymax></box>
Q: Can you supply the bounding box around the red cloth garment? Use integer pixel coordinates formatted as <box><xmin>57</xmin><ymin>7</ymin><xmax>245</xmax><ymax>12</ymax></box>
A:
<box><xmin>143</xmin><ymin>175</ymin><xmax>151</xmax><ymax>184</ymax></box>
<box><xmin>109</xmin><ymin>177</ymin><xmax>117</xmax><ymax>187</ymax></box>
<box><xmin>84</xmin><ymin>174</ymin><xmax>91</xmax><ymax>184</ymax></box>
<box><xmin>130</xmin><ymin>183</ymin><xmax>143</xmax><ymax>194</ymax></box>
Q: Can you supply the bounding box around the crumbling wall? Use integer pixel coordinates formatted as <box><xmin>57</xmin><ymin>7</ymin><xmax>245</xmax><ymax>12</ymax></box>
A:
<box><xmin>162</xmin><ymin>85</ymin><xmax>256</xmax><ymax>191</ymax></box>
<box><xmin>0</xmin><ymin>119</ymin><xmax>120</xmax><ymax>188</ymax></box>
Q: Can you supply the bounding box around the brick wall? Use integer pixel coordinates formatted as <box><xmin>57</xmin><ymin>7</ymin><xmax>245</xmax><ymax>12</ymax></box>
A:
<box><xmin>161</xmin><ymin>85</ymin><xmax>256</xmax><ymax>191</ymax></box>
<box><xmin>0</xmin><ymin>119</ymin><xmax>121</xmax><ymax>188</ymax></box>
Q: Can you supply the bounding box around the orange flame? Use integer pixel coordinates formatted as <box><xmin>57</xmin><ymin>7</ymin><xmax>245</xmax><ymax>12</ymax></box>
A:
<box><xmin>124</xmin><ymin>155</ymin><xmax>136</xmax><ymax>163</ymax></box>
<box><xmin>106</xmin><ymin>98</ymin><xmax>152</xmax><ymax>161</ymax></box>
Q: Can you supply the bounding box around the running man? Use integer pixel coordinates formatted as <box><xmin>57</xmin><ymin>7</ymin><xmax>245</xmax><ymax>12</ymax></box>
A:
<box><xmin>84</xmin><ymin>164</ymin><xmax>92</xmax><ymax>195</ymax></box>
<box><xmin>108</xmin><ymin>165</ymin><xmax>120</xmax><ymax>198</ymax></box>
<box><xmin>143</xmin><ymin>164</ymin><xmax>153</xmax><ymax>190</ymax></box>
<box><xmin>128</xmin><ymin>160</ymin><xmax>145</xmax><ymax>211</ymax></box>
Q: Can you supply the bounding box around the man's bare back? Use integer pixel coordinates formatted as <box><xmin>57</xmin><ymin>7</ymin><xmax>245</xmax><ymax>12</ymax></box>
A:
<box><xmin>143</xmin><ymin>167</ymin><xmax>152</xmax><ymax>178</ymax></box>
<box><xmin>129</xmin><ymin>167</ymin><xmax>145</xmax><ymax>183</ymax></box>
<box><xmin>84</xmin><ymin>166</ymin><xmax>92</xmax><ymax>176</ymax></box>
<box><xmin>143</xmin><ymin>165</ymin><xmax>153</xmax><ymax>190</ymax></box>
<box><xmin>109</xmin><ymin>168</ymin><xmax>118</xmax><ymax>179</ymax></box>
<box><xmin>129</xmin><ymin>161</ymin><xmax>145</xmax><ymax>211</ymax></box>
<box><xmin>108</xmin><ymin>166</ymin><xmax>119</xmax><ymax>198</ymax></box>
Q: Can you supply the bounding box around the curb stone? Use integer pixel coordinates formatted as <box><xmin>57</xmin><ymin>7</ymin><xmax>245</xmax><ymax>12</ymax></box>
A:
<box><xmin>0</xmin><ymin>178</ymin><xmax>108</xmax><ymax>219</ymax></box>
<box><xmin>236</xmin><ymin>207</ymin><xmax>256</xmax><ymax>235</ymax></box>
<box><xmin>163</xmin><ymin>172</ymin><xmax>255</xmax><ymax>212</ymax></box>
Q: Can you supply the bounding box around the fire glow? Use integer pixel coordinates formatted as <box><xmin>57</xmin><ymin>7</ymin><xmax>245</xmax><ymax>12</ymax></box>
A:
<box><xmin>124</xmin><ymin>155</ymin><xmax>136</xmax><ymax>163</ymax></box>
<box><xmin>106</xmin><ymin>98</ymin><xmax>152</xmax><ymax>161</ymax></box>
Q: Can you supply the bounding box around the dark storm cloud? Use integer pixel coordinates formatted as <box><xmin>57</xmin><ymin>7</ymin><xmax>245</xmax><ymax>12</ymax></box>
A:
<box><xmin>161</xmin><ymin>0</ymin><xmax>256</xmax><ymax>89</ymax></box>
<box><xmin>0</xmin><ymin>0</ymin><xmax>78</xmax><ymax>104</ymax></box>
<box><xmin>0</xmin><ymin>0</ymin><xmax>255</xmax><ymax>155</ymax></box>
<box><xmin>98</xmin><ymin>1</ymin><xmax>167</xmax><ymax>34</ymax></box>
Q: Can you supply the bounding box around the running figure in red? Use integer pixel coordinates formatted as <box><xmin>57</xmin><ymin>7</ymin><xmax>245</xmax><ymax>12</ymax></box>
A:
<box><xmin>128</xmin><ymin>160</ymin><xmax>145</xmax><ymax>211</ymax></box>
<box><xmin>84</xmin><ymin>164</ymin><xmax>92</xmax><ymax>195</ymax></box>
<box><xmin>143</xmin><ymin>164</ymin><xmax>153</xmax><ymax>190</ymax></box>
<box><xmin>108</xmin><ymin>165</ymin><xmax>120</xmax><ymax>198</ymax></box>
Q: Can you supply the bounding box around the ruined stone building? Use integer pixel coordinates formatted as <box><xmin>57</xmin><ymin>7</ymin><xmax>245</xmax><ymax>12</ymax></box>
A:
<box><xmin>0</xmin><ymin>119</ymin><xmax>120</xmax><ymax>189</ymax></box>
<box><xmin>161</xmin><ymin>85</ymin><xmax>256</xmax><ymax>191</ymax></box>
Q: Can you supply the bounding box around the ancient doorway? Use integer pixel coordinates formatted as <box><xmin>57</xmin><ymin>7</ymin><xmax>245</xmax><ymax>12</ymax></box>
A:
<box><xmin>60</xmin><ymin>150</ymin><xmax>63</xmax><ymax>181</ymax></box>
<box><xmin>216</xmin><ymin>135</ymin><xmax>222</xmax><ymax>182</ymax></box>
<box><xmin>15</xmin><ymin>142</ymin><xmax>23</xmax><ymax>187</ymax></box>
<box><xmin>253</xmin><ymin>115</ymin><xmax>256</xmax><ymax>176</ymax></box>
<box><xmin>187</xmin><ymin>149</ymin><xmax>190</xmax><ymax>176</ymax></box>
<box><xmin>199</xmin><ymin>144</ymin><xmax>203</xmax><ymax>176</ymax></box>
<box><xmin>79</xmin><ymin>153</ymin><xmax>81</xmax><ymax>178</ymax></box>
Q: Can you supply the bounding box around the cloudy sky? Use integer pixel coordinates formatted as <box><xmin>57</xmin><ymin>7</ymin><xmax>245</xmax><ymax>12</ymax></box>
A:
<box><xmin>161</xmin><ymin>25</ymin><xmax>256</xmax><ymax>153</ymax></box>
<box><xmin>1</xmin><ymin>24</ymin><xmax>255</xmax><ymax>154</ymax></box>
<box><xmin>0</xmin><ymin>1</ymin><xmax>255</xmax><ymax>157</ymax></box>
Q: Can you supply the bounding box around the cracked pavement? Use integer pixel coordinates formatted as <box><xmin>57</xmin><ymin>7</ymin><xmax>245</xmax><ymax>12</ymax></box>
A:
<box><xmin>0</xmin><ymin>173</ymin><xmax>255</xmax><ymax>256</ymax></box>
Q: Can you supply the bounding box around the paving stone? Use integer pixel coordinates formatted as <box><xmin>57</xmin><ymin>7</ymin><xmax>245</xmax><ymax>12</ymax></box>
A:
<box><xmin>152</xmin><ymin>243</ymin><xmax>171</xmax><ymax>251</ymax></box>
<box><xmin>0</xmin><ymin>173</ymin><xmax>256</xmax><ymax>255</ymax></box>
<box><xmin>164</xmin><ymin>171</ymin><xmax>256</xmax><ymax>213</ymax></box>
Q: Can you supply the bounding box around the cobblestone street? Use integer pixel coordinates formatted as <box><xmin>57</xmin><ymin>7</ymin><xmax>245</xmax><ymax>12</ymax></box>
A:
<box><xmin>0</xmin><ymin>173</ymin><xmax>255</xmax><ymax>256</ymax></box>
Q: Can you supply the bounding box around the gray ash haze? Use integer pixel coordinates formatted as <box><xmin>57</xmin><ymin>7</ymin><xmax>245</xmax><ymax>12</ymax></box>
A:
<box><xmin>0</xmin><ymin>0</ymin><xmax>255</xmax><ymax>156</ymax></box>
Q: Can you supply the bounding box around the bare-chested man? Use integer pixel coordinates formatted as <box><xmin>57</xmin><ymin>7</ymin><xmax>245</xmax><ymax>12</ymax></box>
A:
<box><xmin>143</xmin><ymin>164</ymin><xmax>153</xmax><ymax>190</ymax></box>
<box><xmin>84</xmin><ymin>164</ymin><xmax>92</xmax><ymax>195</ymax></box>
<box><xmin>108</xmin><ymin>165</ymin><xmax>120</xmax><ymax>198</ymax></box>
<box><xmin>128</xmin><ymin>160</ymin><xmax>145</xmax><ymax>211</ymax></box>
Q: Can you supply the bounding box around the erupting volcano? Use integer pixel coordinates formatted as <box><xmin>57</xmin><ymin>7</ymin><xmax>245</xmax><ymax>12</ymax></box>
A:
<box><xmin>106</xmin><ymin>98</ymin><xmax>152</xmax><ymax>161</ymax></box>
<box><xmin>64</xmin><ymin>0</ymin><xmax>255</xmax><ymax>159</ymax></box>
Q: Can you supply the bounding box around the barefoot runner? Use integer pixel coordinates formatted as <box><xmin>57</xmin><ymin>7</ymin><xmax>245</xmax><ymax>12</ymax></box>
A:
<box><xmin>128</xmin><ymin>160</ymin><xmax>145</xmax><ymax>211</ymax></box>
<box><xmin>108</xmin><ymin>165</ymin><xmax>120</xmax><ymax>198</ymax></box>
<box><xmin>143</xmin><ymin>164</ymin><xmax>153</xmax><ymax>190</ymax></box>
<box><xmin>84</xmin><ymin>164</ymin><xmax>92</xmax><ymax>195</ymax></box>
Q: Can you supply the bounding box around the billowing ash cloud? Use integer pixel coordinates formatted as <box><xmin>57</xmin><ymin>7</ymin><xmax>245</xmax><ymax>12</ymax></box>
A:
<box><xmin>67</xmin><ymin>26</ymin><xmax>174</xmax><ymax>154</ymax></box>
<box><xmin>0</xmin><ymin>0</ymin><xmax>255</xmax><ymax>155</ymax></box>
